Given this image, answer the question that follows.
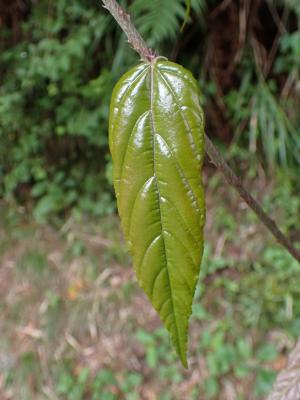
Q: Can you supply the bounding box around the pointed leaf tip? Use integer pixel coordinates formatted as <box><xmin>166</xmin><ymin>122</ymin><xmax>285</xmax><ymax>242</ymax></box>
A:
<box><xmin>109</xmin><ymin>60</ymin><xmax>205</xmax><ymax>365</ymax></box>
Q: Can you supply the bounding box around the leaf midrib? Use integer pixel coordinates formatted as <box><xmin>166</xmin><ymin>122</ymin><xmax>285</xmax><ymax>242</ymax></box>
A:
<box><xmin>149</xmin><ymin>62</ymin><xmax>184</xmax><ymax>363</ymax></box>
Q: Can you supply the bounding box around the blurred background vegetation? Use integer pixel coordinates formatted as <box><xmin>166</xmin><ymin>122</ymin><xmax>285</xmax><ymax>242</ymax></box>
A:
<box><xmin>0</xmin><ymin>0</ymin><xmax>299</xmax><ymax>399</ymax></box>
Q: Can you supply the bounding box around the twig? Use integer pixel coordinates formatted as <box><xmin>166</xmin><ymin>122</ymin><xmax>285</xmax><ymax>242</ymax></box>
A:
<box><xmin>101</xmin><ymin>0</ymin><xmax>300</xmax><ymax>264</ymax></box>
<box><xmin>205</xmin><ymin>136</ymin><xmax>300</xmax><ymax>263</ymax></box>
<box><xmin>102</xmin><ymin>0</ymin><xmax>156</xmax><ymax>62</ymax></box>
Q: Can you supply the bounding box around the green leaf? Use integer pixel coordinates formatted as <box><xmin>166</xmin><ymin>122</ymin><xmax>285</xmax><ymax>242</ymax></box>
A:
<box><xmin>109</xmin><ymin>59</ymin><xmax>205</xmax><ymax>367</ymax></box>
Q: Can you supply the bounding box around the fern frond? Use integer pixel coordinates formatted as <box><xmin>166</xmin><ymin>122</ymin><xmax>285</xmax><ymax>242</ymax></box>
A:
<box><xmin>190</xmin><ymin>0</ymin><xmax>207</xmax><ymax>15</ymax></box>
<box><xmin>131</xmin><ymin>0</ymin><xmax>185</xmax><ymax>45</ymax></box>
<box><xmin>226</xmin><ymin>73</ymin><xmax>300</xmax><ymax>168</ymax></box>
<box><xmin>131</xmin><ymin>0</ymin><xmax>206</xmax><ymax>45</ymax></box>
<box><xmin>251</xmin><ymin>82</ymin><xmax>300</xmax><ymax>167</ymax></box>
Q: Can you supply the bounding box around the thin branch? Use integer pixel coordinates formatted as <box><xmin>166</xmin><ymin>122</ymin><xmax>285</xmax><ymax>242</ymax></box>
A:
<box><xmin>101</xmin><ymin>0</ymin><xmax>300</xmax><ymax>264</ymax></box>
<box><xmin>205</xmin><ymin>137</ymin><xmax>300</xmax><ymax>263</ymax></box>
<box><xmin>102</xmin><ymin>0</ymin><xmax>156</xmax><ymax>62</ymax></box>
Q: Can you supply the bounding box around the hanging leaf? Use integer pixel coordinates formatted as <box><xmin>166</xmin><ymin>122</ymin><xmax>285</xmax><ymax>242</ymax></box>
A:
<box><xmin>109</xmin><ymin>59</ymin><xmax>205</xmax><ymax>367</ymax></box>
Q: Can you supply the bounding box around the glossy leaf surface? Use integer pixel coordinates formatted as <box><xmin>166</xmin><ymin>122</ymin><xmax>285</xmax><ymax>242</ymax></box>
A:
<box><xmin>109</xmin><ymin>59</ymin><xmax>205</xmax><ymax>367</ymax></box>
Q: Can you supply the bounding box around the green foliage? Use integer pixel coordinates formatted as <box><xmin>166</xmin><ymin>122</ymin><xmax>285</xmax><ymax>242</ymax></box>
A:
<box><xmin>0</xmin><ymin>177</ymin><xmax>299</xmax><ymax>399</ymax></box>
<box><xmin>136</xmin><ymin>328</ymin><xmax>179</xmax><ymax>369</ymax></box>
<box><xmin>0</xmin><ymin>1</ymin><xmax>126</xmax><ymax>220</ymax></box>
<box><xmin>1</xmin><ymin>0</ymin><xmax>299</xmax><ymax>221</ymax></box>
<box><xmin>56</xmin><ymin>367</ymin><xmax>90</xmax><ymax>400</ymax></box>
<box><xmin>225</xmin><ymin>72</ymin><xmax>300</xmax><ymax>168</ymax></box>
<box><xmin>54</xmin><ymin>365</ymin><xmax>144</xmax><ymax>400</ymax></box>
<box><xmin>0</xmin><ymin>0</ymin><xmax>207</xmax><ymax>221</ymax></box>
<box><xmin>109</xmin><ymin>60</ymin><xmax>205</xmax><ymax>366</ymax></box>
<box><xmin>200</xmin><ymin>1</ymin><xmax>300</xmax><ymax>172</ymax></box>
<box><xmin>1</xmin><ymin>0</ymin><xmax>299</xmax><ymax>393</ymax></box>
<box><xmin>131</xmin><ymin>0</ymin><xmax>205</xmax><ymax>46</ymax></box>
<box><xmin>53</xmin><ymin>363</ymin><xmax>147</xmax><ymax>400</ymax></box>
